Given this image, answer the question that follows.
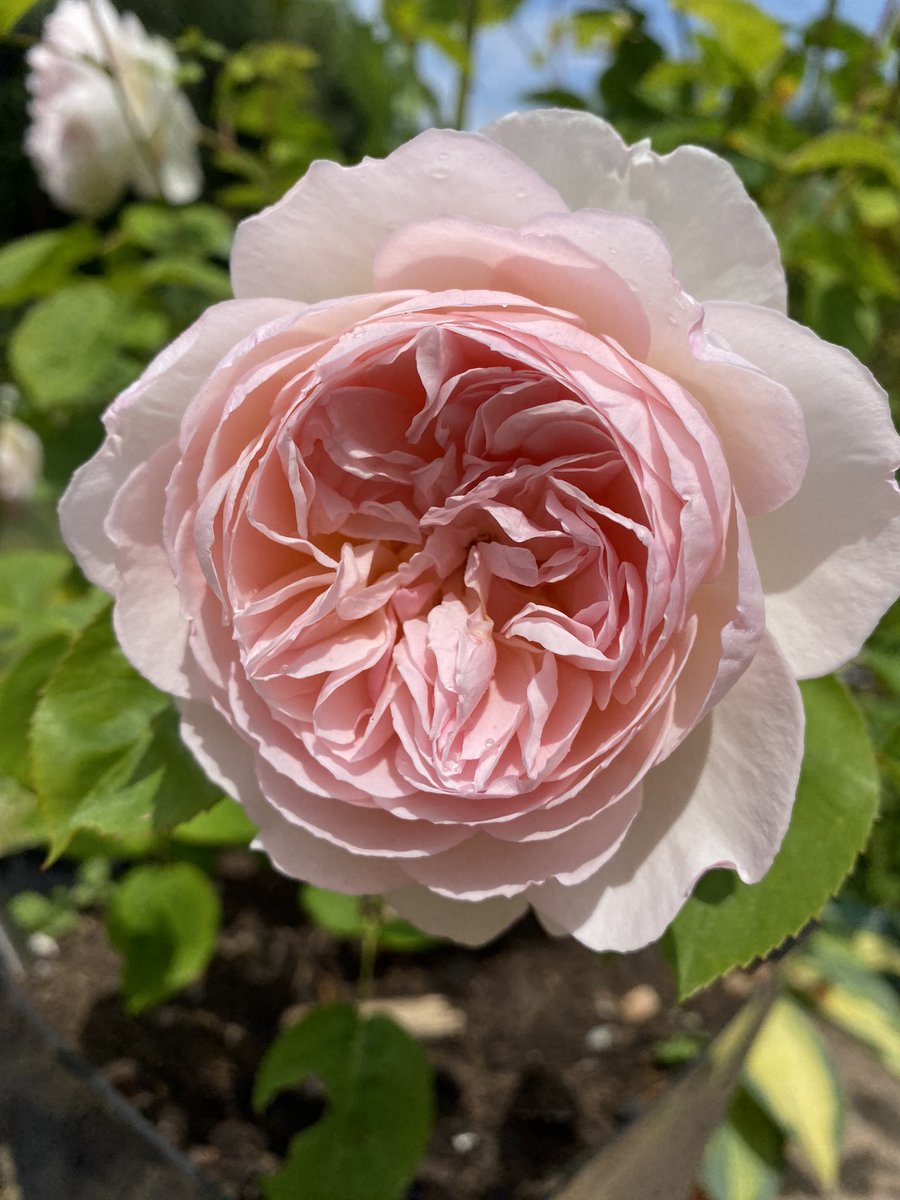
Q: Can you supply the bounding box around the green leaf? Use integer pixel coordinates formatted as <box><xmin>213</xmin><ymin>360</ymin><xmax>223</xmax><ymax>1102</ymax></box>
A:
<box><xmin>787</xmin><ymin>131</ymin><xmax>900</xmax><ymax>189</ymax></box>
<box><xmin>118</xmin><ymin>204</ymin><xmax>234</xmax><ymax>259</ymax></box>
<box><xmin>0</xmin><ymin>550</ymin><xmax>104</xmax><ymax>662</ymax></box>
<box><xmin>664</xmin><ymin>677</ymin><xmax>880</xmax><ymax>998</ymax></box>
<box><xmin>254</xmin><ymin>1003</ymin><xmax>433</xmax><ymax>1200</ymax></box>
<box><xmin>106</xmin><ymin>862</ymin><xmax>221</xmax><ymax>1012</ymax></box>
<box><xmin>31</xmin><ymin>608</ymin><xmax>219</xmax><ymax>860</ymax></box>
<box><xmin>0</xmin><ymin>633</ymin><xmax>71</xmax><ymax>786</ymax></box>
<box><xmin>700</xmin><ymin>1088</ymin><xmax>784</xmax><ymax>1200</ymax></box>
<box><xmin>815</xmin><ymin>980</ymin><xmax>900</xmax><ymax>1079</ymax></box>
<box><xmin>0</xmin><ymin>774</ymin><xmax>41</xmax><ymax>855</ymax></box>
<box><xmin>554</xmin><ymin>8</ymin><xmax>633</xmax><ymax>51</ymax></box>
<box><xmin>652</xmin><ymin>1032</ymin><xmax>707</xmax><ymax>1067</ymax></box>
<box><xmin>673</xmin><ymin>0</ymin><xmax>784</xmax><ymax>77</ymax></box>
<box><xmin>0</xmin><ymin>0</ymin><xmax>40</xmax><ymax>33</ymax></box>
<box><xmin>300</xmin><ymin>887</ymin><xmax>368</xmax><ymax>940</ymax></box>
<box><xmin>853</xmin><ymin>187</ymin><xmax>900</xmax><ymax>229</ymax></box>
<box><xmin>786</xmin><ymin>930</ymin><xmax>900</xmax><ymax>1078</ymax></box>
<box><xmin>116</xmin><ymin>307</ymin><xmax>169</xmax><ymax>354</ymax></box>
<box><xmin>172</xmin><ymin>796</ymin><xmax>257</xmax><ymax>846</ymax></box>
<box><xmin>9</xmin><ymin>283</ymin><xmax>141</xmax><ymax>411</ymax></box>
<box><xmin>300</xmin><ymin>886</ymin><xmax>440</xmax><ymax>953</ymax></box>
<box><xmin>379</xmin><ymin>916</ymin><xmax>441</xmax><ymax>953</ymax></box>
<box><xmin>0</xmin><ymin>226</ymin><xmax>100</xmax><ymax>308</ymax></box>
<box><xmin>8</xmin><ymin>890</ymin><xmax>78</xmax><ymax>941</ymax></box>
<box><xmin>137</xmin><ymin>258</ymin><xmax>232</xmax><ymax>300</ymax></box>
<box><xmin>744</xmin><ymin>998</ymin><xmax>843</xmax><ymax>1189</ymax></box>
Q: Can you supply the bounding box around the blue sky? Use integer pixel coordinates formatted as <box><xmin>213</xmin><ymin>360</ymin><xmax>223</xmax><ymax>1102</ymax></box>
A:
<box><xmin>356</xmin><ymin>0</ymin><xmax>888</xmax><ymax>128</ymax></box>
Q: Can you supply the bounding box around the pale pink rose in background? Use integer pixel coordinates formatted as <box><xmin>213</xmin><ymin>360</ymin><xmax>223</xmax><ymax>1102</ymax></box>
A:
<box><xmin>61</xmin><ymin>111</ymin><xmax>900</xmax><ymax>951</ymax></box>
<box><xmin>25</xmin><ymin>0</ymin><xmax>202</xmax><ymax>217</ymax></box>
<box><xmin>0</xmin><ymin>417</ymin><xmax>42</xmax><ymax>506</ymax></box>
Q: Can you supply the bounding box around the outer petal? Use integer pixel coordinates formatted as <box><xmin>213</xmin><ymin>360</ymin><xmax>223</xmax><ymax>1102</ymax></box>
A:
<box><xmin>528</xmin><ymin>632</ymin><xmax>804</xmax><ymax>953</ymax></box>
<box><xmin>402</xmin><ymin>787</ymin><xmax>642</xmax><ymax>900</ymax></box>
<box><xmin>483</xmin><ymin>109</ymin><xmax>787</xmax><ymax>312</ymax></box>
<box><xmin>707</xmin><ymin>301</ymin><xmax>900</xmax><ymax>679</ymax></box>
<box><xmin>387</xmin><ymin>885</ymin><xmax>527</xmax><ymax>946</ymax></box>
<box><xmin>230</xmin><ymin>129</ymin><xmax>569</xmax><ymax>303</ymax></box>
<box><xmin>106</xmin><ymin>444</ymin><xmax>192</xmax><ymax>697</ymax></box>
<box><xmin>60</xmin><ymin>297</ymin><xmax>298</xmax><ymax>591</ymax></box>
<box><xmin>180</xmin><ymin>699</ymin><xmax>407</xmax><ymax>894</ymax></box>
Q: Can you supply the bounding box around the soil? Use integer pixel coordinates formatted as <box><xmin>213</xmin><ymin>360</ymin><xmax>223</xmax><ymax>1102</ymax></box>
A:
<box><xmin>14</xmin><ymin>849</ymin><xmax>744</xmax><ymax>1200</ymax></box>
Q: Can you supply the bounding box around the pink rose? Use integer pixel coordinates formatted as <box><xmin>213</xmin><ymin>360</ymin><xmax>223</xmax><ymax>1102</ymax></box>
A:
<box><xmin>61</xmin><ymin>111</ymin><xmax>900</xmax><ymax>950</ymax></box>
<box><xmin>25</xmin><ymin>0</ymin><xmax>201</xmax><ymax>217</ymax></box>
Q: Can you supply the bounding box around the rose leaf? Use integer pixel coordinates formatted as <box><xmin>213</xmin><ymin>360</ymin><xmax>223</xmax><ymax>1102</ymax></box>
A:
<box><xmin>106</xmin><ymin>862</ymin><xmax>221</xmax><ymax>1012</ymax></box>
<box><xmin>699</xmin><ymin>1086</ymin><xmax>784</xmax><ymax>1200</ymax></box>
<box><xmin>663</xmin><ymin>676</ymin><xmax>880</xmax><ymax>998</ymax></box>
<box><xmin>30</xmin><ymin>607</ymin><xmax>220</xmax><ymax>861</ymax></box>
<box><xmin>254</xmin><ymin>1004</ymin><xmax>434</xmax><ymax>1200</ymax></box>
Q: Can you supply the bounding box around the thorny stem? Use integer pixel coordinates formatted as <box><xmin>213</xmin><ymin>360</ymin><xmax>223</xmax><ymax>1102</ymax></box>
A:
<box><xmin>453</xmin><ymin>0</ymin><xmax>480</xmax><ymax>131</ymax></box>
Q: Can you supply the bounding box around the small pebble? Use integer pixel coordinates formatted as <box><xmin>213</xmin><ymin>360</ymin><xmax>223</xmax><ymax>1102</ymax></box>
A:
<box><xmin>222</xmin><ymin>1021</ymin><xmax>245</xmax><ymax>1047</ymax></box>
<box><xmin>360</xmin><ymin>994</ymin><xmax>467</xmax><ymax>1040</ymax></box>
<box><xmin>584</xmin><ymin>1023</ymin><xmax>617</xmax><ymax>1053</ymax></box>
<box><xmin>593</xmin><ymin>994</ymin><xmax>617</xmax><ymax>1021</ymax></box>
<box><xmin>152</xmin><ymin>1005</ymin><xmax>178</xmax><ymax>1028</ymax></box>
<box><xmin>451</xmin><ymin>1131</ymin><xmax>479</xmax><ymax>1154</ymax></box>
<box><xmin>188</xmin><ymin>1145</ymin><xmax>220</xmax><ymax>1168</ymax></box>
<box><xmin>27</xmin><ymin>932</ymin><xmax>58</xmax><ymax>959</ymax></box>
<box><xmin>618</xmin><ymin>984</ymin><xmax>661</xmax><ymax>1025</ymax></box>
<box><xmin>722</xmin><ymin>970</ymin><xmax>756</xmax><ymax>997</ymax></box>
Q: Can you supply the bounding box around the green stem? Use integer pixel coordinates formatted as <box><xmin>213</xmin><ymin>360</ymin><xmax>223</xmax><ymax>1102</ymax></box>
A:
<box><xmin>805</xmin><ymin>0</ymin><xmax>838</xmax><ymax>123</ymax></box>
<box><xmin>852</xmin><ymin>0</ymin><xmax>899</xmax><ymax>116</ymax></box>
<box><xmin>357</xmin><ymin>896</ymin><xmax>383</xmax><ymax>1003</ymax></box>
<box><xmin>453</xmin><ymin>0</ymin><xmax>480</xmax><ymax>131</ymax></box>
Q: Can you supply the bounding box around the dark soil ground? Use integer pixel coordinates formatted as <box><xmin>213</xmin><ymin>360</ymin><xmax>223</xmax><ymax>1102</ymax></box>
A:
<box><xmin>14</xmin><ymin>849</ymin><xmax>744</xmax><ymax>1200</ymax></box>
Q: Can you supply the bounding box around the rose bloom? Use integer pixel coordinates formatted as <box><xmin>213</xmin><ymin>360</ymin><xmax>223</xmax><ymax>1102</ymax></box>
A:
<box><xmin>25</xmin><ymin>0</ymin><xmax>201</xmax><ymax>217</ymax></box>
<box><xmin>0</xmin><ymin>417</ymin><xmax>42</xmax><ymax>506</ymax></box>
<box><xmin>62</xmin><ymin>112</ymin><xmax>900</xmax><ymax>950</ymax></box>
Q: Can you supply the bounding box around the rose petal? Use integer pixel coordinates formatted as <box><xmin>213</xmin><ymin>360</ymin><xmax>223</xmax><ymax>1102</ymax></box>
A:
<box><xmin>483</xmin><ymin>109</ymin><xmax>787</xmax><ymax>312</ymax></box>
<box><xmin>386</xmin><ymin>885</ymin><xmax>527</xmax><ymax>945</ymax></box>
<box><xmin>231</xmin><ymin>129</ymin><xmax>569</xmax><ymax>302</ymax></box>
<box><xmin>179</xmin><ymin>700</ymin><xmax>407</xmax><ymax>893</ymax></box>
<box><xmin>529</xmin><ymin>631</ymin><xmax>803</xmax><ymax>951</ymax></box>
<box><xmin>708</xmin><ymin>301</ymin><xmax>900</xmax><ymax>678</ymax></box>
<box><xmin>60</xmin><ymin>298</ymin><xmax>298</xmax><ymax>591</ymax></box>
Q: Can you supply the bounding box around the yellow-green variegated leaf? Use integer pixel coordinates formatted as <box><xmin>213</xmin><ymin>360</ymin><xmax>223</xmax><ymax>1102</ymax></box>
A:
<box><xmin>700</xmin><ymin>1088</ymin><xmax>783</xmax><ymax>1200</ymax></box>
<box><xmin>744</xmin><ymin>998</ymin><xmax>843</xmax><ymax>1189</ymax></box>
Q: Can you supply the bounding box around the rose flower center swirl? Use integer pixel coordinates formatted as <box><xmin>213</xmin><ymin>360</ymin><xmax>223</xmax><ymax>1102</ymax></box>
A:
<box><xmin>178</xmin><ymin>296</ymin><xmax>740</xmax><ymax>841</ymax></box>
